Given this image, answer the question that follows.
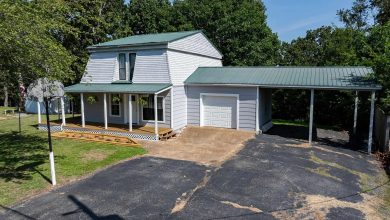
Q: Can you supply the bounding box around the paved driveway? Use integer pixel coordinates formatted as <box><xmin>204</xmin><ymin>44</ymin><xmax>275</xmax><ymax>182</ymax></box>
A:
<box><xmin>1</xmin><ymin>128</ymin><xmax>387</xmax><ymax>219</ymax></box>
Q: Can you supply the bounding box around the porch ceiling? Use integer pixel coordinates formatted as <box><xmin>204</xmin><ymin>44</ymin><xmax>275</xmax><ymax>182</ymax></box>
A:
<box><xmin>64</xmin><ymin>83</ymin><xmax>172</xmax><ymax>94</ymax></box>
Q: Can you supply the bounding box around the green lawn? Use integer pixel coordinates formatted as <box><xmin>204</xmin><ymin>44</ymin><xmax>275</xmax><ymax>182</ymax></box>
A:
<box><xmin>0</xmin><ymin>108</ymin><xmax>146</xmax><ymax>206</ymax></box>
<box><xmin>273</xmin><ymin>119</ymin><xmax>343</xmax><ymax>130</ymax></box>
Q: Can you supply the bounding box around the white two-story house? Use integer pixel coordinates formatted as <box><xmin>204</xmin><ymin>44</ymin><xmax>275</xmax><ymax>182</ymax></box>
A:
<box><xmin>64</xmin><ymin>30</ymin><xmax>380</xmax><ymax>147</ymax></box>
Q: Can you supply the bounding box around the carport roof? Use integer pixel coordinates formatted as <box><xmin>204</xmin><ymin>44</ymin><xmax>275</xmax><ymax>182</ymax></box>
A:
<box><xmin>185</xmin><ymin>67</ymin><xmax>382</xmax><ymax>91</ymax></box>
<box><xmin>64</xmin><ymin>83</ymin><xmax>172</xmax><ymax>94</ymax></box>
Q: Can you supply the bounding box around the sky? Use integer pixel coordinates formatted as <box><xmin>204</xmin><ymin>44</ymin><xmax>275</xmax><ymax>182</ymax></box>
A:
<box><xmin>263</xmin><ymin>0</ymin><xmax>354</xmax><ymax>42</ymax></box>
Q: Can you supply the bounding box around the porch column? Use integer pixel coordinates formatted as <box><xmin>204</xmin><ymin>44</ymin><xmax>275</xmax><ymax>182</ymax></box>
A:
<box><xmin>154</xmin><ymin>94</ymin><xmax>158</xmax><ymax>140</ymax></box>
<box><xmin>37</xmin><ymin>101</ymin><xmax>41</xmax><ymax>124</ymax></box>
<box><xmin>104</xmin><ymin>93</ymin><xmax>108</xmax><ymax>129</ymax></box>
<box><xmin>80</xmin><ymin>93</ymin><xmax>85</xmax><ymax>127</ymax></box>
<box><xmin>309</xmin><ymin>89</ymin><xmax>315</xmax><ymax>145</ymax></box>
<box><xmin>60</xmin><ymin>97</ymin><xmax>66</xmax><ymax>126</ymax></box>
<box><xmin>368</xmin><ymin>91</ymin><xmax>376</xmax><ymax>154</ymax></box>
<box><xmin>353</xmin><ymin>91</ymin><xmax>359</xmax><ymax>135</ymax></box>
<box><xmin>129</xmin><ymin>94</ymin><xmax>132</xmax><ymax>132</ymax></box>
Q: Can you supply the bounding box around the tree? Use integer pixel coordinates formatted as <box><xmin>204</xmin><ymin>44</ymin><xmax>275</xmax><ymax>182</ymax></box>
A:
<box><xmin>52</xmin><ymin>0</ymin><xmax>130</xmax><ymax>84</ymax></box>
<box><xmin>0</xmin><ymin>0</ymin><xmax>75</xmax><ymax>106</ymax></box>
<box><xmin>127</xmin><ymin>0</ymin><xmax>174</xmax><ymax>34</ymax></box>
<box><xmin>172</xmin><ymin>0</ymin><xmax>280</xmax><ymax>66</ymax></box>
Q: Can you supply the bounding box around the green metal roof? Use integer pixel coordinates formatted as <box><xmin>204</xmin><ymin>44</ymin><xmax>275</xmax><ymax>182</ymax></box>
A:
<box><xmin>185</xmin><ymin>67</ymin><xmax>381</xmax><ymax>90</ymax></box>
<box><xmin>64</xmin><ymin>83</ymin><xmax>172</xmax><ymax>94</ymax></box>
<box><xmin>89</xmin><ymin>30</ymin><xmax>201</xmax><ymax>48</ymax></box>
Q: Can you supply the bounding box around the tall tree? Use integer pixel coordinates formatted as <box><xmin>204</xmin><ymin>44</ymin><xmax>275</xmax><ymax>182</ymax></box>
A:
<box><xmin>172</xmin><ymin>0</ymin><xmax>280</xmax><ymax>66</ymax></box>
<box><xmin>52</xmin><ymin>0</ymin><xmax>130</xmax><ymax>84</ymax></box>
<box><xmin>0</xmin><ymin>0</ymin><xmax>74</xmax><ymax>104</ymax></box>
<box><xmin>127</xmin><ymin>0</ymin><xmax>174</xmax><ymax>34</ymax></box>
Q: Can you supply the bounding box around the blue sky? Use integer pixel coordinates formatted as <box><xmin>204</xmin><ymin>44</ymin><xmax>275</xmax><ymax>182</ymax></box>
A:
<box><xmin>263</xmin><ymin>0</ymin><xmax>354</xmax><ymax>42</ymax></box>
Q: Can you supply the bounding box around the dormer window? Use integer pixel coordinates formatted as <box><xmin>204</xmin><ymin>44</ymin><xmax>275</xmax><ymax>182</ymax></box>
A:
<box><xmin>119</xmin><ymin>53</ymin><xmax>126</xmax><ymax>80</ymax></box>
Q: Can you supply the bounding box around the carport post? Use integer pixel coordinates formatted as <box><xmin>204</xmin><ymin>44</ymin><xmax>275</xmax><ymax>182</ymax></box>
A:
<box><xmin>353</xmin><ymin>91</ymin><xmax>359</xmax><ymax>135</ymax></box>
<box><xmin>104</xmin><ymin>93</ymin><xmax>108</xmax><ymax>129</ymax></box>
<box><xmin>37</xmin><ymin>101</ymin><xmax>41</xmax><ymax>124</ymax></box>
<box><xmin>129</xmin><ymin>94</ymin><xmax>132</xmax><ymax>132</ymax></box>
<box><xmin>368</xmin><ymin>91</ymin><xmax>376</xmax><ymax>154</ymax></box>
<box><xmin>154</xmin><ymin>94</ymin><xmax>158</xmax><ymax>140</ymax></box>
<box><xmin>255</xmin><ymin>86</ymin><xmax>260</xmax><ymax>133</ymax></box>
<box><xmin>309</xmin><ymin>89</ymin><xmax>314</xmax><ymax>145</ymax></box>
<box><xmin>80</xmin><ymin>93</ymin><xmax>85</xmax><ymax>128</ymax></box>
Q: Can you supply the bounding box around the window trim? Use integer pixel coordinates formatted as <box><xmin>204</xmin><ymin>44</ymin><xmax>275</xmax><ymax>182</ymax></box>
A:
<box><xmin>109</xmin><ymin>93</ymin><xmax>121</xmax><ymax>117</ymax></box>
<box><xmin>118</xmin><ymin>53</ymin><xmax>126</xmax><ymax>80</ymax></box>
<box><xmin>141</xmin><ymin>95</ymin><xmax>165</xmax><ymax>123</ymax></box>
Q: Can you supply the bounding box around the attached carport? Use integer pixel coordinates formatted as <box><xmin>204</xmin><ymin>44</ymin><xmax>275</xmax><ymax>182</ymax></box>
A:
<box><xmin>185</xmin><ymin>66</ymin><xmax>382</xmax><ymax>153</ymax></box>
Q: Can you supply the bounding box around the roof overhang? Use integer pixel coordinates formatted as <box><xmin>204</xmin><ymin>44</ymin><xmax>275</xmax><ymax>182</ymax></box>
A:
<box><xmin>64</xmin><ymin>83</ymin><xmax>172</xmax><ymax>94</ymax></box>
<box><xmin>185</xmin><ymin>83</ymin><xmax>382</xmax><ymax>91</ymax></box>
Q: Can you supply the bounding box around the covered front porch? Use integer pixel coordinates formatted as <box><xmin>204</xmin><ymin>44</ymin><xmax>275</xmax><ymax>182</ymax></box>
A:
<box><xmin>37</xmin><ymin>83</ymin><xmax>173</xmax><ymax>141</ymax></box>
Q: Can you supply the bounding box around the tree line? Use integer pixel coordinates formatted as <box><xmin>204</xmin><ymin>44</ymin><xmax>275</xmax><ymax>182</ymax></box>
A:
<box><xmin>0</xmin><ymin>0</ymin><xmax>388</xmax><ymax>129</ymax></box>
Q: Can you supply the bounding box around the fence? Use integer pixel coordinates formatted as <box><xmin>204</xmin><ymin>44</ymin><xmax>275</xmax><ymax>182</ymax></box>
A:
<box><xmin>374</xmin><ymin>107</ymin><xmax>390</xmax><ymax>152</ymax></box>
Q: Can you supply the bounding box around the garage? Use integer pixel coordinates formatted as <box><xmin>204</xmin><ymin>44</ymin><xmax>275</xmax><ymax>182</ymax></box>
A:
<box><xmin>200</xmin><ymin>94</ymin><xmax>238</xmax><ymax>129</ymax></box>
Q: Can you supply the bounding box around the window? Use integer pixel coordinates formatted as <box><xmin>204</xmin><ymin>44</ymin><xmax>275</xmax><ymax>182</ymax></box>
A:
<box><xmin>110</xmin><ymin>94</ymin><xmax>121</xmax><ymax>117</ymax></box>
<box><xmin>142</xmin><ymin>95</ymin><xmax>164</xmax><ymax>122</ymax></box>
<box><xmin>129</xmin><ymin>53</ymin><xmax>136</xmax><ymax>82</ymax></box>
<box><xmin>119</xmin><ymin>53</ymin><xmax>126</xmax><ymax>80</ymax></box>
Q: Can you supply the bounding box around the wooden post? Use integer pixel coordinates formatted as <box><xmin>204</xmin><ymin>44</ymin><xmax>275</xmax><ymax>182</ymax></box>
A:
<box><xmin>44</xmin><ymin>98</ymin><xmax>56</xmax><ymax>186</ymax></box>
<box><xmin>80</xmin><ymin>93</ymin><xmax>85</xmax><ymax>128</ymax></box>
<box><xmin>353</xmin><ymin>91</ymin><xmax>359</xmax><ymax>135</ymax></box>
<box><xmin>104</xmin><ymin>93</ymin><xmax>108</xmax><ymax>129</ymax></box>
<box><xmin>368</xmin><ymin>91</ymin><xmax>375</xmax><ymax>154</ymax></box>
<box><xmin>37</xmin><ymin>101</ymin><xmax>42</xmax><ymax>124</ymax></box>
<box><xmin>60</xmin><ymin>97</ymin><xmax>66</xmax><ymax>126</ymax></box>
<box><xmin>309</xmin><ymin>89</ymin><xmax>314</xmax><ymax>145</ymax></box>
<box><xmin>154</xmin><ymin>94</ymin><xmax>158</xmax><ymax>140</ymax></box>
<box><xmin>129</xmin><ymin>94</ymin><xmax>132</xmax><ymax>132</ymax></box>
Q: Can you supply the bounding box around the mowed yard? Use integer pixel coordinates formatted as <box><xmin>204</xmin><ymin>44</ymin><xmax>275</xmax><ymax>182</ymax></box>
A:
<box><xmin>0</xmin><ymin>107</ymin><xmax>145</xmax><ymax>206</ymax></box>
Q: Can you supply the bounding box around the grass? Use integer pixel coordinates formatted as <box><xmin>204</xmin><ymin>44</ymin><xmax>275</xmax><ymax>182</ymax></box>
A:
<box><xmin>0</xmin><ymin>109</ymin><xmax>146</xmax><ymax>206</ymax></box>
<box><xmin>273</xmin><ymin>119</ymin><xmax>343</xmax><ymax>130</ymax></box>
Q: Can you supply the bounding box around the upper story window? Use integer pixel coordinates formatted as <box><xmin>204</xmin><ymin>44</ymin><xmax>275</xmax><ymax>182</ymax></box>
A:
<box><xmin>118</xmin><ymin>53</ymin><xmax>126</xmax><ymax>80</ymax></box>
<box><xmin>129</xmin><ymin>53</ymin><xmax>136</xmax><ymax>82</ymax></box>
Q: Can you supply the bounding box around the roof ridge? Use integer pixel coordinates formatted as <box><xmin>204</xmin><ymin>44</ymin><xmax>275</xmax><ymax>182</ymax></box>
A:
<box><xmin>91</xmin><ymin>30</ymin><xmax>202</xmax><ymax>48</ymax></box>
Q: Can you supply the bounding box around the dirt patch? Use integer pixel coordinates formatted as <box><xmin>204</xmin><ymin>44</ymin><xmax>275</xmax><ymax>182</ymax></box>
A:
<box><xmin>220</xmin><ymin>201</ymin><xmax>262</xmax><ymax>213</ymax></box>
<box><xmin>83</xmin><ymin>150</ymin><xmax>110</xmax><ymax>161</ymax></box>
<box><xmin>314</xmin><ymin>146</ymin><xmax>354</xmax><ymax>158</ymax></box>
<box><xmin>140</xmin><ymin>126</ymin><xmax>255</xmax><ymax>166</ymax></box>
<box><xmin>171</xmin><ymin>169</ymin><xmax>213</xmax><ymax>214</ymax></box>
<box><xmin>272</xmin><ymin>193</ymin><xmax>384</xmax><ymax>220</ymax></box>
<box><xmin>285</xmin><ymin>142</ymin><xmax>311</xmax><ymax>148</ymax></box>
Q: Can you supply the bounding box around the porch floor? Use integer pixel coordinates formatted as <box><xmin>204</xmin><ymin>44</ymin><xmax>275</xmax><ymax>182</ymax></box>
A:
<box><xmin>50</xmin><ymin>117</ymin><xmax>172</xmax><ymax>136</ymax></box>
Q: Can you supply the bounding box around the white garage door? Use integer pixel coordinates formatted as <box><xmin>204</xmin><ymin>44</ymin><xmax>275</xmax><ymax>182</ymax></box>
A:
<box><xmin>202</xmin><ymin>95</ymin><xmax>237</xmax><ymax>129</ymax></box>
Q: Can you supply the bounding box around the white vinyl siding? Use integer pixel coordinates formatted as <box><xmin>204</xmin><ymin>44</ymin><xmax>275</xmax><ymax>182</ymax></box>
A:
<box><xmin>168</xmin><ymin>33</ymin><xmax>222</xmax><ymax>59</ymax></box>
<box><xmin>81</xmin><ymin>52</ymin><xmax>117</xmax><ymax>83</ymax></box>
<box><xmin>171</xmin><ymin>86</ymin><xmax>187</xmax><ymax>130</ymax></box>
<box><xmin>167</xmin><ymin>50</ymin><xmax>222</xmax><ymax>85</ymax></box>
<box><xmin>131</xmin><ymin>49</ymin><xmax>171</xmax><ymax>83</ymax></box>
